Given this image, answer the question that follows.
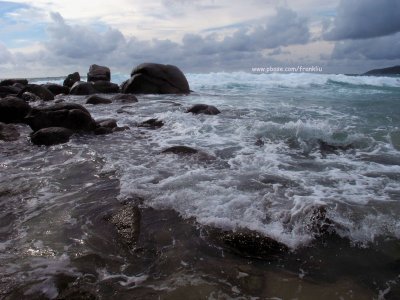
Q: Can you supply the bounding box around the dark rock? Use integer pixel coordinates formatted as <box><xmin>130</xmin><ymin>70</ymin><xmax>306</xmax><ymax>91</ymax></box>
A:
<box><xmin>0</xmin><ymin>96</ymin><xmax>31</xmax><ymax>123</ymax></box>
<box><xmin>21</xmin><ymin>92</ymin><xmax>40</xmax><ymax>102</ymax></box>
<box><xmin>364</xmin><ymin>65</ymin><xmax>400</xmax><ymax>76</ymax></box>
<box><xmin>96</xmin><ymin>118</ymin><xmax>118</xmax><ymax>129</ymax></box>
<box><xmin>42</xmin><ymin>83</ymin><xmax>70</xmax><ymax>95</ymax></box>
<box><xmin>318</xmin><ymin>140</ymin><xmax>353</xmax><ymax>155</ymax></box>
<box><xmin>109</xmin><ymin>205</ymin><xmax>141</xmax><ymax>247</ymax></box>
<box><xmin>0</xmin><ymin>85</ymin><xmax>22</xmax><ymax>98</ymax></box>
<box><xmin>31</xmin><ymin>127</ymin><xmax>73</xmax><ymax>146</ymax></box>
<box><xmin>112</xmin><ymin>126</ymin><xmax>129</xmax><ymax>132</ymax></box>
<box><xmin>0</xmin><ymin>78</ymin><xmax>28</xmax><ymax>86</ymax></box>
<box><xmin>18</xmin><ymin>84</ymin><xmax>54</xmax><ymax>101</ymax></box>
<box><xmin>186</xmin><ymin>104</ymin><xmax>220</xmax><ymax>115</ymax></box>
<box><xmin>219</xmin><ymin>229</ymin><xmax>288</xmax><ymax>258</ymax></box>
<box><xmin>94</xmin><ymin>127</ymin><xmax>113</xmax><ymax>135</ymax></box>
<box><xmin>25</xmin><ymin>103</ymin><xmax>96</xmax><ymax>132</ymax></box>
<box><xmin>138</xmin><ymin>118</ymin><xmax>164</xmax><ymax>129</ymax></box>
<box><xmin>70</xmin><ymin>81</ymin><xmax>97</xmax><ymax>95</ymax></box>
<box><xmin>63</xmin><ymin>72</ymin><xmax>80</xmax><ymax>88</ymax></box>
<box><xmin>92</xmin><ymin>80</ymin><xmax>119</xmax><ymax>93</ymax></box>
<box><xmin>162</xmin><ymin>145</ymin><xmax>198</xmax><ymax>155</ymax></box>
<box><xmin>86</xmin><ymin>95</ymin><xmax>112</xmax><ymax>105</ymax></box>
<box><xmin>305</xmin><ymin>206</ymin><xmax>335</xmax><ymax>237</ymax></box>
<box><xmin>111</xmin><ymin>93</ymin><xmax>138</xmax><ymax>103</ymax></box>
<box><xmin>122</xmin><ymin>63</ymin><xmax>190</xmax><ymax>94</ymax></box>
<box><xmin>255</xmin><ymin>138</ymin><xmax>264</xmax><ymax>146</ymax></box>
<box><xmin>0</xmin><ymin>122</ymin><xmax>20</xmax><ymax>141</ymax></box>
<box><xmin>87</xmin><ymin>64</ymin><xmax>111</xmax><ymax>82</ymax></box>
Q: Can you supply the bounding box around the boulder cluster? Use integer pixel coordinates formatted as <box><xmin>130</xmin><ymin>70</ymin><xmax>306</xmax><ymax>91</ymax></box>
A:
<box><xmin>0</xmin><ymin>63</ymin><xmax>220</xmax><ymax>146</ymax></box>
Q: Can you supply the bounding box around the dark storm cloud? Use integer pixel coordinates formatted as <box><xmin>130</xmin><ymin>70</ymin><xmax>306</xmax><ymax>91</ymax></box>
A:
<box><xmin>331</xmin><ymin>32</ymin><xmax>400</xmax><ymax>60</ymax></box>
<box><xmin>325</xmin><ymin>0</ymin><xmax>400</xmax><ymax>40</ymax></box>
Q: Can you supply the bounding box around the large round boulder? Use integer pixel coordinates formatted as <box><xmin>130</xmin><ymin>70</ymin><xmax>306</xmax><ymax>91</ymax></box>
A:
<box><xmin>0</xmin><ymin>85</ymin><xmax>22</xmax><ymax>98</ymax></box>
<box><xmin>0</xmin><ymin>78</ymin><xmax>28</xmax><ymax>87</ymax></box>
<box><xmin>70</xmin><ymin>81</ymin><xmax>97</xmax><ymax>96</ymax></box>
<box><xmin>86</xmin><ymin>95</ymin><xmax>112</xmax><ymax>105</ymax></box>
<box><xmin>92</xmin><ymin>80</ymin><xmax>119</xmax><ymax>93</ymax></box>
<box><xmin>18</xmin><ymin>84</ymin><xmax>54</xmax><ymax>101</ymax></box>
<box><xmin>122</xmin><ymin>63</ymin><xmax>190</xmax><ymax>94</ymax></box>
<box><xmin>31</xmin><ymin>127</ymin><xmax>73</xmax><ymax>146</ymax></box>
<box><xmin>63</xmin><ymin>72</ymin><xmax>80</xmax><ymax>88</ymax></box>
<box><xmin>87</xmin><ymin>64</ymin><xmax>111</xmax><ymax>82</ymax></box>
<box><xmin>0</xmin><ymin>96</ymin><xmax>31</xmax><ymax>123</ymax></box>
<box><xmin>25</xmin><ymin>103</ymin><xmax>96</xmax><ymax>132</ymax></box>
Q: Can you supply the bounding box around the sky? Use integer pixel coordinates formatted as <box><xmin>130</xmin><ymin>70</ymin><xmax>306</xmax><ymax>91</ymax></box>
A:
<box><xmin>0</xmin><ymin>0</ymin><xmax>400</xmax><ymax>77</ymax></box>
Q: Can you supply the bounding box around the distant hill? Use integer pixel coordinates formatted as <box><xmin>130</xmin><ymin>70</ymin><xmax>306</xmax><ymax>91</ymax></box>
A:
<box><xmin>363</xmin><ymin>65</ymin><xmax>400</xmax><ymax>76</ymax></box>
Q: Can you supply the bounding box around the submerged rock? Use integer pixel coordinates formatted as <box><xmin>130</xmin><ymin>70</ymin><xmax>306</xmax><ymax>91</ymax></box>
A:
<box><xmin>318</xmin><ymin>140</ymin><xmax>353</xmax><ymax>155</ymax></box>
<box><xmin>86</xmin><ymin>95</ymin><xmax>112</xmax><ymax>105</ymax></box>
<box><xmin>186</xmin><ymin>104</ymin><xmax>221</xmax><ymax>115</ymax></box>
<box><xmin>122</xmin><ymin>63</ymin><xmax>190</xmax><ymax>94</ymax></box>
<box><xmin>63</xmin><ymin>72</ymin><xmax>80</xmax><ymax>88</ymax></box>
<box><xmin>161</xmin><ymin>145</ymin><xmax>199</xmax><ymax>155</ymax></box>
<box><xmin>111</xmin><ymin>93</ymin><xmax>138</xmax><ymax>103</ymax></box>
<box><xmin>218</xmin><ymin>229</ymin><xmax>288</xmax><ymax>258</ymax></box>
<box><xmin>305</xmin><ymin>205</ymin><xmax>335</xmax><ymax>237</ymax></box>
<box><xmin>96</xmin><ymin>118</ymin><xmax>117</xmax><ymax>129</ymax></box>
<box><xmin>70</xmin><ymin>81</ymin><xmax>97</xmax><ymax>96</ymax></box>
<box><xmin>31</xmin><ymin>127</ymin><xmax>73</xmax><ymax>146</ymax></box>
<box><xmin>87</xmin><ymin>64</ymin><xmax>111</xmax><ymax>82</ymax></box>
<box><xmin>25</xmin><ymin>103</ymin><xmax>96</xmax><ymax>132</ymax></box>
<box><xmin>109</xmin><ymin>205</ymin><xmax>141</xmax><ymax>247</ymax></box>
<box><xmin>0</xmin><ymin>122</ymin><xmax>20</xmax><ymax>141</ymax></box>
<box><xmin>138</xmin><ymin>118</ymin><xmax>164</xmax><ymax>129</ymax></box>
<box><xmin>0</xmin><ymin>96</ymin><xmax>31</xmax><ymax>123</ymax></box>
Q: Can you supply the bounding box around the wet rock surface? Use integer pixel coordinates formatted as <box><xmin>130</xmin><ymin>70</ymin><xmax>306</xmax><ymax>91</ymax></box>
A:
<box><xmin>31</xmin><ymin>127</ymin><xmax>74</xmax><ymax>146</ymax></box>
<box><xmin>109</xmin><ymin>204</ymin><xmax>141</xmax><ymax>247</ymax></box>
<box><xmin>186</xmin><ymin>104</ymin><xmax>221</xmax><ymax>115</ymax></box>
<box><xmin>0</xmin><ymin>122</ymin><xmax>20</xmax><ymax>141</ymax></box>
<box><xmin>86</xmin><ymin>95</ymin><xmax>112</xmax><ymax>105</ymax></box>
<box><xmin>0</xmin><ymin>96</ymin><xmax>31</xmax><ymax>123</ymax></box>
<box><xmin>138</xmin><ymin>118</ymin><xmax>164</xmax><ymax>129</ymax></box>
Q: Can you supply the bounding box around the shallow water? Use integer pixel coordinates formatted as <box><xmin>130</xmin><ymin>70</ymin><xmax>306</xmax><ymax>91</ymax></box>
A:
<box><xmin>1</xmin><ymin>72</ymin><xmax>400</xmax><ymax>299</ymax></box>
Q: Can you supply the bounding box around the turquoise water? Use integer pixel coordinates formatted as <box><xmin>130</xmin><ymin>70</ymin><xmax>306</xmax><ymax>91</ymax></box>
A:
<box><xmin>1</xmin><ymin>72</ymin><xmax>400</xmax><ymax>299</ymax></box>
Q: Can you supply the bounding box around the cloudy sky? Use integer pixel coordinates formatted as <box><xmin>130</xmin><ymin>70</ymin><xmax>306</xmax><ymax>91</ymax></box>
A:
<box><xmin>0</xmin><ymin>0</ymin><xmax>399</xmax><ymax>77</ymax></box>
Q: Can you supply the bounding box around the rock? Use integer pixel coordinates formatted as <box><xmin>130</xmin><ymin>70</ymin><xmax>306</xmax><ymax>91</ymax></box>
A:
<box><xmin>162</xmin><ymin>145</ymin><xmax>198</xmax><ymax>155</ymax></box>
<box><xmin>109</xmin><ymin>205</ymin><xmax>141</xmax><ymax>247</ymax></box>
<box><xmin>25</xmin><ymin>103</ymin><xmax>96</xmax><ymax>132</ymax></box>
<box><xmin>138</xmin><ymin>118</ymin><xmax>164</xmax><ymax>129</ymax></box>
<box><xmin>86</xmin><ymin>95</ymin><xmax>112</xmax><ymax>105</ymax></box>
<box><xmin>96</xmin><ymin>118</ymin><xmax>117</xmax><ymax>129</ymax></box>
<box><xmin>122</xmin><ymin>63</ymin><xmax>190</xmax><ymax>94</ymax></box>
<box><xmin>0</xmin><ymin>85</ymin><xmax>21</xmax><ymax>98</ymax></box>
<box><xmin>42</xmin><ymin>83</ymin><xmax>70</xmax><ymax>95</ymax></box>
<box><xmin>87</xmin><ymin>64</ymin><xmax>111</xmax><ymax>82</ymax></box>
<box><xmin>63</xmin><ymin>72</ymin><xmax>80</xmax><ymax>88</ymax></box>
<box><xmin>0</xmin><ymin>122</ymin><xmax>20</xmax><ymax>141</ymax></box>
<box><xmin>255</xmin><ymin>138</ymin><xmax>264</xmax><ymax>147</ymax></box>
<box><xmin>186</xmin><ymin>104</ymin><xmax>220</xmax><ymax>115</ymax></box>
<box><xmin>305</xmin><ymin>205</ymin><xmax>335</xmax><ymax>237</ymax></box>
<box><xmin>0</xmin><ymin>96</ymin><xmax>31</xmax><ymax>123</ymax></box>
<box><xmin>70</xmin><ymin>81</ymin><xmax>97</xmax><ymax>96</ymax></box>
<box><xmin>219</xmin><ymin>229</ymin><xmax>288</xmax><ymax>258</ymax></box>
<box><xmin>363</xmin><ymin>65</ymin><xmax>400</xmax><ymax>76</ymax></box>
<box><xmin>111</xmin><ymin>93</ymin><xmax>138</xmax><ymax>103</ymax></box>
<box><xmin>318</xmin><ymin>140</ymin><xmax>353</xmax><ymax>155</ymax></box>
<box><xmin>18</xmin><ymin>84</ymin><xmax>54</xmax><ymax>101</ymax></box>
<box><xmin>0</xmin><ymin>78</ymin><xmax>28</xmax><ymax>86</ymax></box>
<box><xmin>31</xmin><ymin>127</ymin><xmax>73</xmax><ymax>146</ymax></box>
<box><xmin>94</xmin><ymin>127</ymin><xmax>113</xmax><ymax>135</ymax></box>
<box><xmin>21</xmin><ymin>92</ymin><xmax>40</xmax><ymax>102</ymax></box>
<box><xmin>92</xmin><ymin>80</ymin><xmax>119</xmax><ymax>93</ymax></box>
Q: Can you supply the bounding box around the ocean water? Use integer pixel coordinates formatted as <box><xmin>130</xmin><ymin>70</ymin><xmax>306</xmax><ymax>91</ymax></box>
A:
<box><xmin>1</xmin><ymin>72</ymin><xmax>400</xmax><ymax>299</ymax></box>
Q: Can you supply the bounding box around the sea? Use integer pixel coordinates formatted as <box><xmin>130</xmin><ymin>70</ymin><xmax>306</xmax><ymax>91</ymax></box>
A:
<box><xmin>1</xmin><ymin>72</ymin><xmax>400</xmax><ymax>299</ymax></box>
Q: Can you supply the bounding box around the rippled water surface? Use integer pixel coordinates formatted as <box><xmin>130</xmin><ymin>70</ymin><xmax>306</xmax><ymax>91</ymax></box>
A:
<box><xmin>1</xmin><ymin>72</ymin><xmax>400</xmax><ymax>299</ymax></box>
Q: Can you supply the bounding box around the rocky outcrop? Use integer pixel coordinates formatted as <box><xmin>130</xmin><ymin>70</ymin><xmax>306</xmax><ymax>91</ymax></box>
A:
<box><xmin>122</xmin><ymin>63</ymin><xmax>190</xmax><ymax>94</ymax></box>
<box><xmin>0</xmin><ymin>96</ymin><xmax>31</xmax><ymax>123</ymax></box>
<box><xmin>92</xmin><ymin>80</ymin><xmax>119</xmax><ymax>93</ymax></box>
<box><xmin>0</xmin><ymin>85</ymin><xmax>22</xmax><ymax>98</ymax></box>
<box><xmin>31</xmin><ymin>127</ymin><xmax>73</xmax><ymax>146</ymax></box>
<box><xmin>63</xmin><ymin>72</ymin><xmax>80</xmax><ymax>88</ymax></box>
<box><xmin>87</xmin><ymin>64</ymin><xmax>111</xmax><ymax>82</ymax></box>
<box><xmin>186</xmin><ymin>104</ymin><xmax>221</xmax><ymax>115</ymax></box>
<box><xmin>138</xmin><ymin>118</ymin><xmax>164</xmax><ymax>129</ymax></box>
<box><xmin>111</xmin><ymin>94</ymin><xmax>138</xmax><ymax>103</ymax></box>
<box><xmin>25</xmin><ymin>103</ymin><xmax>96</xmax><ymax>132</ymax></box>
<box><xmin>18</xmin><ymin>84</ymin><xmax>54</xmax><ymax>101</ymax></box>
<box><xmin>42</xmin><ymin>83</ymin><xmax>70</xmax><ymax>96</ymax></box>
<box><xmin>0</xmin><ymin>122</ymin><xmax>20</xmax><ymax>141</ymax></box>
<box><xmin>21</xmin><ymin>92</ymin><xmax>41</xmax><ymax>102</ymax></box>
<box><xmin>364</xmin><ymin>65</ymin><xmax>400</xmax><ymax>76</ymax></box>
<box><xmin>70</xmin><ymin>82</ymin><xmax>97</xmax><ymax>96</ymax></box>
<box><xmin>86</xmin><ymin>95</ymin><xmax>112</xmax><ymax>105</ymax></box>
<box><xmin>0</xmin><ymin>78</ymin><xmax>28</xmax><ymax>87</ymax></box>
